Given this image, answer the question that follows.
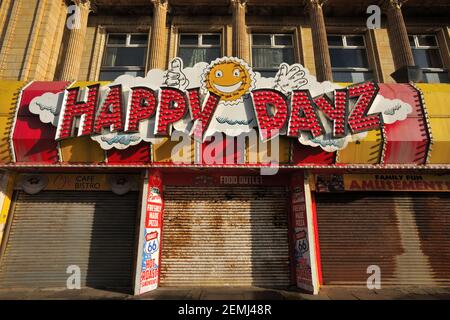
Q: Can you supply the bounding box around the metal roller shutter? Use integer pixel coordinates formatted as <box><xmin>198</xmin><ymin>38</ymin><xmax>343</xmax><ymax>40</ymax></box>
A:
<box><xmin>0</xmin><ymin>191</ymin><xmax>138</xmax><ymax>290</ymax></box>
<box><xmin>160</xmin><ymin>185</ymin><xmax>290</xmax><ymax>287</ymax></box>
<box><xmin>316</xmin><ymin>192</ymin><xmax>450</xmax><ymax>286</ymax></box>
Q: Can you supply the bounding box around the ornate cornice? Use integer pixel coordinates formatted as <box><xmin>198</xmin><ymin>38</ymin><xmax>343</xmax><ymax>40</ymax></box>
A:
<box><xmin>72</xmin><ymin>0</ymin><xmax>91</xmax><ymax>7</ymax></box>
<box><xmin>151</xmin><ymin>0</ymin><xmax>168</xmax><ymax>9</ymax></box>
<box><xmin>381</xmin><ymin>0</ymin><xmax>409</xmax><ymax>10</ymax></box>
<box><xmin>230</xmin><ymin>0</ymin><xmax>248</xmax><ymax>9</ymax></box>
<box><xmin>66</xmin><ymin>0</ymin><xmax>94</xmax><ymax>14</ymax></box>
<box><xmin>304</xmin><ymin>0</ymin><xmax>328</xmax><ymax>9</ymax></box>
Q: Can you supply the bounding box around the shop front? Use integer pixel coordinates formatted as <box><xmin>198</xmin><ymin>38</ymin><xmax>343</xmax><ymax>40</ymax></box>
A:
<box><xmin>0</xmin><ymin>57</ymin><xmax>449</xmax><ymax>295</ymax></box>
<box><xmin>313</xmin><ymin>173</ymin><xmax>450</xmax><ymax>287</ymax></box>
<box><xmin>0</xmin><ymin>168</ymin><xmax>312</xmax><ymax>293</ymax></box>
<box><xmin>159</xmin><ymin>172</ymin><xmax>291</xmax><ymax>287</ymax></box>
<box><xmin>133</xmin><ymin>169</ymin><xmax>316</xmax><ymax>294</ymax></box>
<box><xmin>0</xmin><ymin>173</ymin><xmax>141</xmax><ymax>291</ymax></box>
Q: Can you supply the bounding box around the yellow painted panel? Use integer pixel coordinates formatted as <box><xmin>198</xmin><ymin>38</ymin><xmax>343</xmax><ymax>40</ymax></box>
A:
<box><xmin>58</xmin><ymin>81</ymin><xmax>110</xmax><ymax>163</ymax></box>
<box><xmin>0</xmin><ymin>81</ymin><xmax>26</xmax><ymax>163</ymax></box>
<box><xmin>246</xmin><ymin>136</ymin><xmax>291</xmax><ymax>164</ymax></box>
<box><xmin>0</xmin><ymin>116</ymin><xmax>12</xmax><ymax>163</ymax></box>
<box><xmin>152</xmin><ymin>137</ymin><xmax>195</xmax><ymax>163</ymax></box>
<box><xmin>415</xmin><ymin>83</ymin><xmax>450</xmax><ymax>117</ymax></box>
<box><xmin>0</xmin><ymin>81</ymin><xmax>26</xmax><ymax>115</ymax></box>
<box><xmin>68</xmin><ymin>81</ymin><xmax>110</xmax><ymax>89</ymax></box>
<box><xmin>60</xmin><ymin>136</ymin><xmax>105</xmax><ymax>163</ymax></box>
<box><xmin>337</xmin><ymin>129</ymin><xmax>382</xmax><ymax>164</ymax></box>
<box><xmin>428</xmin><ymin>118</ymin><xmax>450</xmax><ymax>164</ymax></box>
<box><xmin>0</xmin><ymin>172</ymin><xmax>17</xmax><ymax>246</ymax></box>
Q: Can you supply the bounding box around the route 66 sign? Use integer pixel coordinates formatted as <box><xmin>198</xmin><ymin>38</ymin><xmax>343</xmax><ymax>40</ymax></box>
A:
<box><xmin>295</xmin><ymin>230</ymin><xmax>309</xmax><ymax>258</ymax></box>
<box><xmin>144</xmin><ymin>237</ymin><xmax>159</xmax><ymax>255</ymax></box>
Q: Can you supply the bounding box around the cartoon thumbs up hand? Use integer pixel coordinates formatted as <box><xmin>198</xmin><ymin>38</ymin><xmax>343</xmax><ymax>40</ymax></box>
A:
<box><xmin>274</xmin><ymin>63</ymin><xmax>308</xmax><ymax>94</ymax></box>
<box><xmin>164</xmin><ymin>58</ymin><xmax>190</xmax><ymax>91</ymax></box>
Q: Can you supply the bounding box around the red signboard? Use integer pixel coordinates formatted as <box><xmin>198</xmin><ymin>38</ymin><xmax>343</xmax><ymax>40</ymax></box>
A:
<box><xmin>139</xmin><ymin>169</ymin><xmax>164</xmax><ymax>294</ymax></box>
<box><xmin>290</xmin><ymin>173</ymin><xmax>314</xmax><ymax>292</ymax></box>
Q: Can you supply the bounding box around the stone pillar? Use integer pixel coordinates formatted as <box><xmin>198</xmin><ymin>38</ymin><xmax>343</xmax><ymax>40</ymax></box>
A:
<box><xmin>60</xmin><ymin>0</ymin><xmax>91</xmax><ymax>81</ymax></box>
<box><xmin>0</xmin><ymin>0</ymin><xmax>13</xmax><ymax>43</ymax></box>
<box><xmin>231</xmin><ymin>0</ymin><xmax>250</xmax><ymax>62</ymax></box>
<box><xmin>148</xmin><ymin>0</ymin><xmax>168</xmax><ymax>70</ymax></box>
<box><xmin>384</xmin><ymin>0</ymin><xmax>415</xmax><ymax>69</ymax></box>
<box><xmin>306</xmin><ymin>0</ymin><xmax>332</xmax><ymax>82</ymax></box>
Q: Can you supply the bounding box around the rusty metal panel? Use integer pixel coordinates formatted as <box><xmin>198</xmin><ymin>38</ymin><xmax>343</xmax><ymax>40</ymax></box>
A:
<box><xmin>316</xmin><ymin>192</ymin><xmax>450</xmax><ymax>286</ymax></box>
<box><xmin>160</xmin><ymin>185</ymin><xmax>291</xmax><ymax>287</ymax></box>
<box><xmin>0</xmin><ymin>191</ymin><xmax>138</xmax><ymax>290</ymax></box>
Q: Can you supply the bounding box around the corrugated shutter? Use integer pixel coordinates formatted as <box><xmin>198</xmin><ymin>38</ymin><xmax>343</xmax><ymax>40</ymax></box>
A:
<box><xmin>160</xmin><ymin>185</ymin><xmax>290</xmax><ymax>287</ymax></box>
<box><xmin>0</xmin><ymin>191</ymin><xmax>138</xmax><ymax>290</ymax></box>
<box><xmin>316</xmin><ymin>192</ymin><xmax>450</xmax><ymax>286</ymax></box>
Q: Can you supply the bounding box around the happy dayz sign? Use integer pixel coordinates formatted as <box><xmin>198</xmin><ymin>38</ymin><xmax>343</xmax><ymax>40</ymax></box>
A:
<box><xmin>30</xmin><ymin>57</ymin><xmax>412</xmax><ymax>152</ymax></box>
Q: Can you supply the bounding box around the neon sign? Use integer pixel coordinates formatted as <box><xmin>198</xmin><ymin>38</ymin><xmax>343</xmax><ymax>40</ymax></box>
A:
<box><xmin>30</xmin><ymin>57</ymin><xmax>412</xmax><ymax>152</ymax></box>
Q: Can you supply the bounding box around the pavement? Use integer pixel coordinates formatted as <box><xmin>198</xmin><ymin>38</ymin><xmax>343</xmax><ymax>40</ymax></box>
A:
<box><xmin>0</xmin><ymin>286</ymin><xmax>450</xmax><ymax>300</ymax></box>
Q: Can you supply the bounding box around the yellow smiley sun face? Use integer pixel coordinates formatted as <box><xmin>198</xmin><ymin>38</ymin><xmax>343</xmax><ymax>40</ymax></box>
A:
<box><xmin>205</xmin><ymin>60</ymin><xmax>252</xmax><ymax>102</ymax></box>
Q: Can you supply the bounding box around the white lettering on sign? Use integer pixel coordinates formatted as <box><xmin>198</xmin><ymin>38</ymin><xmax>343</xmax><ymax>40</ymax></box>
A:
<box><xmin>147</xmin><ymin>220</ymin><xmax>159</xmax><ymax>227</ymax></box>
<box><xmin>146</xmin><ymin>211</ymin><xmax>160</xmax><ymax>220</ymax></box>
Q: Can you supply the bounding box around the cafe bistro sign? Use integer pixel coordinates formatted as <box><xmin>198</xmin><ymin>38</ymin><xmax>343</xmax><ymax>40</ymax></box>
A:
<box><xmin>29</xmin><ymin>57</ymin><xmax>412</xmax><ymax>152</ymax></box>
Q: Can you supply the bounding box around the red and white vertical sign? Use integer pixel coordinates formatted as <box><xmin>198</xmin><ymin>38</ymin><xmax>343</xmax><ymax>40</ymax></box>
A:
<box><xmin>137</xmin><ymin>169</ymin><xmax>164</xmax><ymax>294</ymax></box>
<box><xmin>290</xmin><ymin>173</ymin><xmax>314</xmax><ymax>292</ymax></box>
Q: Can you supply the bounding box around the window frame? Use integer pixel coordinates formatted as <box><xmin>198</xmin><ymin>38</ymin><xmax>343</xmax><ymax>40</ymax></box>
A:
<box><xmin>178</xmin><ymin>32</ymin><xmax>222</xmax><ymax>50</ymax></box>
<box><xmin>176</xmin><ymin>32</ymin><xmax>223</xmax><ymax>67</ymax></box>
<box><xmin>250</xmin><ymin>33</ymin><xmax>295</xmax><ymax>76</ymax></box>
<box><xmin>328</xmin><ymin>34</ymin><xmax>372</xmax><ymax>73</ymax></box>
<box><xmin>100</xmin><ymin>33</ymin><xmax>149</xmax><ymax>77</ymax></box>
<box><xmin>251</xmin><ymin>33</ymin><xmax>295</xmax><ymax>49</ymax></box>
<box><xmin>409</xmin><ymin>34</ymin><xmax>446</xmax><ymax>73</ymax></box>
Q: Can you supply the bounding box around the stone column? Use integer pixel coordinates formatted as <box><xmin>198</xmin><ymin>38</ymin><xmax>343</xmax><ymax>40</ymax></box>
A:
<box><xmin>231</xmin><ymin>0</ymin><xmax>250</xmax><ymax>62</ymax></box>
<box><xmin>384</xmin><ymin>0</ymin><xmax>415</xmax><ymax>69</ymax></box>
<box><xmin>60</xmin><ymin>0</ymin><xmax>91</xmax><ymax>81</ymax></box>
<box><xmin>0</xmin><ymin>0</ymin><xmax>13</xmax><ymax>43</ymax></box>
<box><xmin>148</xmin><ymin>0</ymin><xmax>168</xmax><ymax>70</ymax></box>
<box><xmin>306</xmin><ymin>0</ymin><xmax>332</xmax><ymax>82</ymax></box>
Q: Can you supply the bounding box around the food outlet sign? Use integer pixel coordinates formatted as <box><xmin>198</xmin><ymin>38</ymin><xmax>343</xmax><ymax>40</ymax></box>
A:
<box><xmin>30</xmin><ymin>57</ymin><xmax>412</xmax><ymax>152</ymax></box>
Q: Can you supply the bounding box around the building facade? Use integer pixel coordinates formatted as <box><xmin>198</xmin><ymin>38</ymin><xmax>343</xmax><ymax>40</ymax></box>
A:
<box><xmin>0</xmin><ymin>0</ymin><xmax>449</xmax><ymax>295</ymax></box>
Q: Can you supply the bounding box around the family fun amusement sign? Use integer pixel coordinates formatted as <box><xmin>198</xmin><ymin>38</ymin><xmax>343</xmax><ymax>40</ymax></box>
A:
<box><xmin>30</xmin><ymin>57</ymin><xmax>412</xmax><ymax>152</ymax></box>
